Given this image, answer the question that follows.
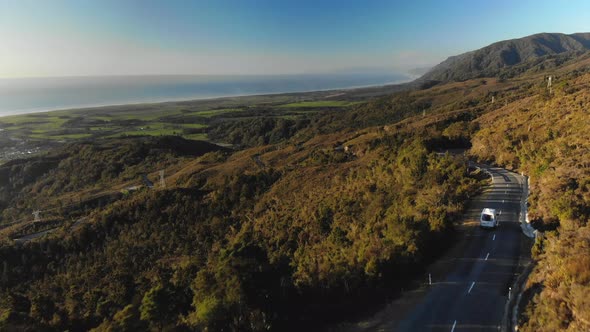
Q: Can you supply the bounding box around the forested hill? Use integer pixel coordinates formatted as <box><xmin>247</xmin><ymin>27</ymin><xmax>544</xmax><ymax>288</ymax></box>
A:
<box><xmin>468</xmin><ymin>60</ymin><xmax>590</xmax><ymax>331</ymax></box>
<box><xmin>0</xmin><ymin>117</ymin><xmax>483</xmax><ymax>331</ymax></box>
<box><xmin>0</xmin><ymin>136</ymin><xmax>226</xmax><ymax>223</ymax></box>
<box><xmin>419</xmin><ymin>32</ymin><xmax>590</xmax><ymax>83</ymax></box>
<box><xmin>1</xmin><ymin>33</ymin><xmax>590</xmax><ymax>331</ymax></box>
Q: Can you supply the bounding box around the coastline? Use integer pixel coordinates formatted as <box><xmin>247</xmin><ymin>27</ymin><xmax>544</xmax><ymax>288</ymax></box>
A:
<box><xmin>0</xmin><ymin>76</ymin><xmax>412</xmax><ymax>119</ymax></box>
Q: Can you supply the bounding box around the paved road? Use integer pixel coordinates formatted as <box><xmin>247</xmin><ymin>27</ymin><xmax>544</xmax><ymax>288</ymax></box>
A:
<box><xmin>13</xmin><ymin>228</ymin><xmax>56</xmax><ymax>244</ymax></box>
<box><xmin>392</xmin><ymin>165</ymin><xmax>527</xmax><ymax>331</ymax></box>
<box><xmin>12</xmin><ymin>218</ymin><xmax>87</xmax><ymax>244</ymax></box>
<box><xmin>337</xmin><ymin>165</ymin><xmax>530</xmax><ymax>332</ymax></box>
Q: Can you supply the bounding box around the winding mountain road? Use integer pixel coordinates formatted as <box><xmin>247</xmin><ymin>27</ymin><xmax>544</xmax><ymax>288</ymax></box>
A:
<box><xmin>343</xmin><ymin>165</ymin><xmax>532</xmax><ymax>331</ymax></box>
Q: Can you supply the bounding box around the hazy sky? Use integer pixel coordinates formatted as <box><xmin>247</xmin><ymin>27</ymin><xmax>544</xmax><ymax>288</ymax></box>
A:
<box><xmin>1</xmin><ymin>0</ymin><xmax>589</xmax><ymax>78</ymax></box>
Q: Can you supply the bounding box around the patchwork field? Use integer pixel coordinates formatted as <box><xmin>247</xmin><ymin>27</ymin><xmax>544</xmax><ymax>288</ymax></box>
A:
<box><xmin>0</xmin><ymin>90</ymin><xmax>369</xmax><ymax>163</ymax></box>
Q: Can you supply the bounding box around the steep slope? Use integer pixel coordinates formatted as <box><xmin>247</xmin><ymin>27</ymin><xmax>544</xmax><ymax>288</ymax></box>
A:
<box><xmin>0</xmin><ymin>136</ymin><xmax>226</xmax><ymax>224</ymax></box>
<box><xmin>420</xmin><ymin>32</ymin><xmax>590</xmax><ymax>83</ymax></box>
<box><xmin>470</xmin><ymin>64</ymin><xmax>590</xmax><ymax>331</ymax></box>
<box><xmin>0</xmin><ymin>125</ymin><xmax>483</xmax><ymax>331</ymax></box>
<box><xmin>1</xmin><ymin>32</ymin><xmax>590</xmax><ymax>332</ymax></box>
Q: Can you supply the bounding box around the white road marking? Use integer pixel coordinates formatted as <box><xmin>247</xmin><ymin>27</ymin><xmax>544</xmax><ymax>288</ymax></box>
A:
<box><xmin>493</xmin><ymin>234</ymin><xmax>496</xmax><ymax>241</ymax></box>
<box><xmin>451</xmin><ymin>320</ymin><xmax>457</xmax><ymax>332</ymax></box>
<box><xmin>468</xmin><ymin>281</ymin><xmax>476</xmax><ymax>294</ymax></box>
<box><xmin>485</xmin><ymin>252</ymin><xmax>490</xmax><ymax>260</ymax></box>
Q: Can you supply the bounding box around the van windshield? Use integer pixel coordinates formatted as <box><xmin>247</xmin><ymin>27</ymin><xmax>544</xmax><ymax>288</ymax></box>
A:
<box><xmin>482</xmin><ymin>214</ymin><xmax>493</xmax><ymax>221</ymax></box>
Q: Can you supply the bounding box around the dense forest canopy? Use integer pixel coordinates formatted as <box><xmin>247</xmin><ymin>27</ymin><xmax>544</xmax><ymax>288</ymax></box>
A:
<box><xmin>1</xmin><ymin>39</ymin><xmax>590</xmax><ymax>331</ymax></box>
<box><xmin>0</xmin><ymin>117</ymin><xmax>483</xmax><ymax>331</ymax></box>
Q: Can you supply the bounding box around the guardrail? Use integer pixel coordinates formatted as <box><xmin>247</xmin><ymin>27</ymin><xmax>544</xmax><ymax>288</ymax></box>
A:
<box><xmin>520</xmin><ymin>174</ymin><xmax>536</xmax><ymax>239</ymax></box>
<box><xmin>505</xmin><ymin>171</ymin><xmax>538</xmax><ymax>332</ymax></box>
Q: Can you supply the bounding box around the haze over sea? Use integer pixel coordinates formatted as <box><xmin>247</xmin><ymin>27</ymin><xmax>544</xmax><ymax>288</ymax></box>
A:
<box><xmin>0</xmin><ymin>73</ymin><xmax>409</xmax><ymax>117</ymax></box>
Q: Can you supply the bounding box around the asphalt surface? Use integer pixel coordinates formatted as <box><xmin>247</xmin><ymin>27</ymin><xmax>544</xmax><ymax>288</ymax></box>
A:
<box><xmin>13</xmin><ymin>228</ymin><xmax>56</xmax><ymax>244</ymax></box>
<box><xmin>392</xmin><ymin>165</ymin><xmax>527</xmax><ymax>331</ymax></box>
<box><xmin>12</xmin><ymin>218</ymin><xmax>87</xmax><ymax>244</ymax></box>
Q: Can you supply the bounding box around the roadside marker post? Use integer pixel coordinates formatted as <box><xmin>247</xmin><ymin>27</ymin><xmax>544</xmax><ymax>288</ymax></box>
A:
<box><xmin>429</xmin><ymin>273</ymin><xmax>432</xmax><ymax>286</ymax></box>
<box><xmin>508</xmin><ymin>287</ymin><xmax>512</xmax><ymax>300</ymax></box>
<box><xmin>159</xmin><ymin>170</ymin><xmax>166</xmax><ymax>188</ymax></box>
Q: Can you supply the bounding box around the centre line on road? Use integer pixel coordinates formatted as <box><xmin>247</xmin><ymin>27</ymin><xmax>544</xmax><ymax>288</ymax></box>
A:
<box><xmin>451</xmin><ymin>320</ymin><xmax>457</xmax><ymax>332</ymax></box>
<box><xmin>468</xmin><ymin>281</ymin><xmax>475</xmax><ymax>294</ymax></box>
<box><xmin>493</xmin><ymin>234</ymin><xmax>496</xmax><ymax>241</ymax></box>
<box><xmin>485</xmin><ymin>252</ymin><xmax>490</xmax><ymax>260</ymax></box>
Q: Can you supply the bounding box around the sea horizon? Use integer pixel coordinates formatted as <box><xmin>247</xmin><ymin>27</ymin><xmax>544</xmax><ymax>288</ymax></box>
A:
<box><xmin>0</xmin><ymin>73</ymin><xmax>411</xmax><ymax>117</ymax></box>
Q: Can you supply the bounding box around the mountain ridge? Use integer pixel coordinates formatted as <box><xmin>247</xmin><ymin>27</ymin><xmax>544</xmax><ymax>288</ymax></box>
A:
<box><xmin>419</xmin><ymin>32</ymin><xmax>590</xmax><ymax>83</ymax></box>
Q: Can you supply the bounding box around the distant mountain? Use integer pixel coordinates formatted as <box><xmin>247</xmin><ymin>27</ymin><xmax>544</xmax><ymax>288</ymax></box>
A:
<box><xmin>419</xmin><ymin>32</ymin><xmax>590</xmax><ymax>83</ymax></box>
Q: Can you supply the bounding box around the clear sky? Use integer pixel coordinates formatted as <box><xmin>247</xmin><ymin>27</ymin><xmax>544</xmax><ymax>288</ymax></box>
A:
<box><xmin>1</xmin><ymin>0</ymin><xmax>589</xmax><ymax>78</ymax></box>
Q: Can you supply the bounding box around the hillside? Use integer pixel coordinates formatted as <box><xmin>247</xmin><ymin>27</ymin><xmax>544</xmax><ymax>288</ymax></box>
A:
<box><xmin>0</xmin><ymin>32</ymin><xmax>590</xmax><ymax>331</ymax></box>
<box><xmin>420</xmin><ymin>32</ymin><xmax>590</xmax><ymax>83</ymax></box>
<box><xmin>0</xmin><ymin>136</ymin><xmax>226</xmax><ymax>226</ymax></box>
<box><xmin>0</xmin><ymin>118</ymin><xmax>483</xmax><ymax>331</ymax></box>
<box><xmin>469</xmin><ymin>62</ymin><xmax>590</xmax><ymax>331</ymax></box>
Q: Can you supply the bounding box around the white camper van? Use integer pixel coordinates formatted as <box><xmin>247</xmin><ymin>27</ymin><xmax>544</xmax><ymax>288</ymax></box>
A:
<box><xmin>480</xmin><ymin>208</ymin><xmax>498</xmax><ymax>228</ymax></box>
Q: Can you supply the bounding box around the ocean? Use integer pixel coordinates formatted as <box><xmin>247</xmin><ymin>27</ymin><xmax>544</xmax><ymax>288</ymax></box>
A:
<box><xmin>0</xmin><ymin>73</ymin><xmax>409</xmax><ymax>117</ymax></box>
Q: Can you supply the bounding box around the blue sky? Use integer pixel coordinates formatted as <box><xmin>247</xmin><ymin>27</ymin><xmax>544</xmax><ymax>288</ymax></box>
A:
<box><xmin>1</xmin><ymin>0</ymin><xmax>589</xmax><ymax>77</ymax></box>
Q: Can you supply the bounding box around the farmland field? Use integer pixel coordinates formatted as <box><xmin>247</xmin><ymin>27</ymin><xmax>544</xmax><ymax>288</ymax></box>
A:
<box><xmin>0</xmin><ymin>89</ymin><xmax>371</xmax><ymax>163</ymax></box>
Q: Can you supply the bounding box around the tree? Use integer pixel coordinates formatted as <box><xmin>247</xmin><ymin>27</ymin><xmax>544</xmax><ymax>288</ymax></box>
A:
<box><xmin>30</xmin><ymin>295</ymin><xmax>55</xmax><ymax>324</ymax></box>
<box><xmin>112</xmin><ymin>305</ymin><xmax>143</xmax><ymax>332</ymax></box>
<box><xmin>140</xmin><ymin>285</ymin><xmax>169</xmax><ymax>330</ymax></box>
